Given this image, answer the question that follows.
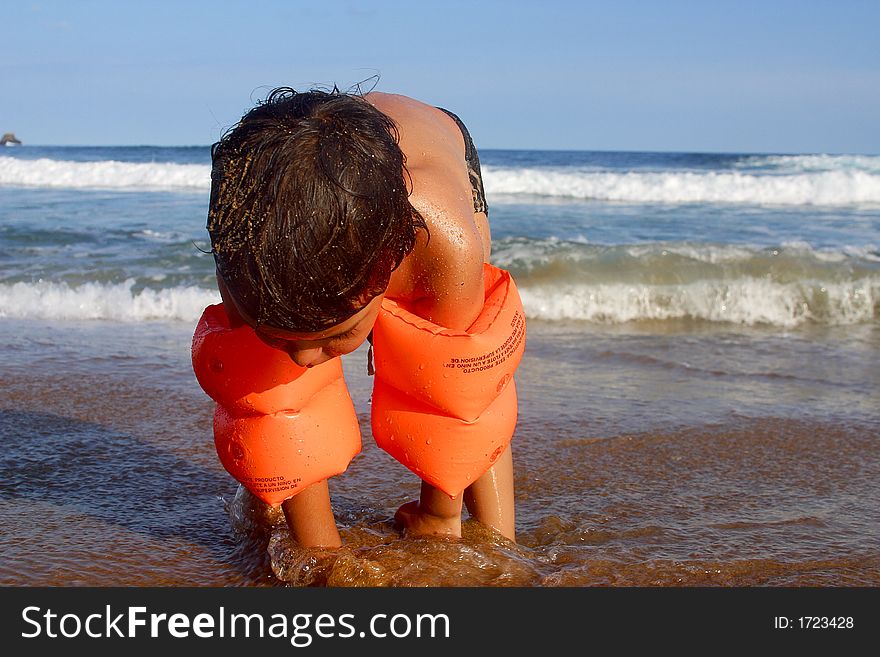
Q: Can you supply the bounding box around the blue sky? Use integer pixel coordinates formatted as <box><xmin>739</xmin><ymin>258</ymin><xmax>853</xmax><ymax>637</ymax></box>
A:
<box><xmin>2</xmin><ymin>0</ymin><xmax>878</xmax><ymax>153</ymax></box>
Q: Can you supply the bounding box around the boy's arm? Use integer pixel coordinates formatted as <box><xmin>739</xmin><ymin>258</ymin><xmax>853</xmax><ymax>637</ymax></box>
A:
<box><xmin>406</xmin><ymin>165</ymin><xmax>487</xmax><ymax>332</ymax></box>
<box><xmin>408</xmin><ymin>233</ymin><xmax>486</xmax><ymax>331</ymax></box>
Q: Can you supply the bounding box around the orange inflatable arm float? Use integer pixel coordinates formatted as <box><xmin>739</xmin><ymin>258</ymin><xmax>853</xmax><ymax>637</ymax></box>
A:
<box><xmin>371</xmin><ymin>264</ymin><xmax>526</xmax><ymax>497</ymax></box>
<box><xmin>191</xmin><ymin>304</ymin><xmax>361</xmax><ymax>507</ymax></box>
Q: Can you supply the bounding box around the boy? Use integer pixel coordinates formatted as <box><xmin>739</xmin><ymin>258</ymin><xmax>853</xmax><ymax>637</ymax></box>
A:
<box><xmin>200</xmin><ymin>87</ymin><xmax>522</xmax><ymax>548</ymax></box>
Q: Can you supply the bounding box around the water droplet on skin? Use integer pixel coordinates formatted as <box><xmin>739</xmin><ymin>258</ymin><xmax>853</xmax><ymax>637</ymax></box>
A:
<box><xmin>209</xmin><ymin>358</ymin><xmax>224</xmax><ymax>373</ymax></box>
<box><xmin>425</xmin><ymin>439</ymin><xmax>432</xmax><ymax>445</ymax></box>
<box><xmin>418</xmin><ymin>363</ymin><xmax>425</xmax><ymax>370</ymax></box>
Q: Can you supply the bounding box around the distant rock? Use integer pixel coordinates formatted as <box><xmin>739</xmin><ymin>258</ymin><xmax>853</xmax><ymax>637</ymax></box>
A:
<box><xmin>1</xmin><ymin>133</ymin><xmax>22</xmax><ymax>145</ymax></box>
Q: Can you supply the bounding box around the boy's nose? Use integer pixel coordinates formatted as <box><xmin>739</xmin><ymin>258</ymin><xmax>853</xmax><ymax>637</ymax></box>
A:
<box><xmin>287</xmin><ymin>346</ymin><xmax>328</xmax><ymax>368</ymax></box>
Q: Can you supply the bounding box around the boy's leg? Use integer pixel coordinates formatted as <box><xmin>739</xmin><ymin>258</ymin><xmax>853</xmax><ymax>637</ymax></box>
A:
<box><xmin>395</xmin><ymin>446</ymin><xmax>515</xmax><ymax>540</ymax></box>
<box><xmin>395</xmin><ymin>482</ymin><xmax>464</xmax><ymax>538</ymax></box>
<box><xmin>281</xmin><ymin>479</ymin><xmax>341</xmax><ymax>548</ymax></box>
<box><xmin>463</xmin><ymin>445</ymin><xmax>515</xmax><ymax>542</ymax></box>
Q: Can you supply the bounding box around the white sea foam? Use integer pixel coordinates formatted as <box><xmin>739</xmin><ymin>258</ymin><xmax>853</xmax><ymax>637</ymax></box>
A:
<box><xmin>132</xmin><ymin>229</ymin><xmax>190</xmax><ymax>242</ymax></box>
<box><xmin>5</xmin><ymin>154</ymin><xmax>880</xmax><ymax>205</ymax></box>
<box><xmin>482</xmin><ymin>166</ymin><xmax>880</xmax><ymax>206</ymax></box>
<box><xmin>519</xmin><ymin>277</ymin><xmax>879</xmax><ymax>327</ymax></box>
<box><xmin>491</xmin><ymin>237</ymin><xmax>880</xmax><ymax>326</ymax></box>
<box><xmin>1</xmin><ymin>275</ymin><xmax>875</xmax><ymax>327</ymax></box>
<box><xmin>492</xmin><ymin>238</ymin><xmax>880</xmax><ymax>274</ymax></box>
<box><xmin>738</xmin><ymin>154</ymin><xmax>880</xmax><ymax>173</ymax></box>
<box><xmin>0</xmin><ymin>280</ymin><xmax>219</xmax><ymax>322</ymax></box>
<box><xmin>622</xmin><ymin>242</ymin><xmax>880</xmax><ymax>264</ymax></box>
<box><xmin>620</xmin><ymin>243</ymin><xmax>760</xmax><ymax>264</ymax></box>
<box><xmin>0</xmin><ymin>156</ymin><xmax>210</xmax><ymax>191</ymax></box>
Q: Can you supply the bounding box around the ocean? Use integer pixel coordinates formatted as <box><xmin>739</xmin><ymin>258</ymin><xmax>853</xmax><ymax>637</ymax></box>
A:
<box><xmin>1</xmin><ymin>146</ymin><xmax>878</xmax><ymax>586</ymax></box>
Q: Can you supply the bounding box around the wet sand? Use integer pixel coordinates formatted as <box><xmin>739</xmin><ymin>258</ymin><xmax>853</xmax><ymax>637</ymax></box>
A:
<box><xmin>0</xmin><ymin>319</ymin><xmax>878</xmax><ymax>586</ymax></box>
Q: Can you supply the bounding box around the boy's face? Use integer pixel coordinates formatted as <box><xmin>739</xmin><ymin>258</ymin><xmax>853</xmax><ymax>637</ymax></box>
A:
<box><xmin>250</xmin><ymin>294</ymin><xmax>383</xmax><ymax>368</ymax></box>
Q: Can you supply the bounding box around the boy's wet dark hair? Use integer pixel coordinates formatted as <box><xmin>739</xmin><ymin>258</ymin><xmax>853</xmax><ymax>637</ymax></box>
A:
<box><xmin>208</xmin><ymin>87</ymin><xmax>427</xmax><ymax>332</ymax></box>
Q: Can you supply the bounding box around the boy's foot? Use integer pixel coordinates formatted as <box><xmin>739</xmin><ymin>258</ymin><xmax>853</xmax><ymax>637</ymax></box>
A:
<box><xmin>394</xmin><ymin>501</ymin><xmax>461</xmax><ymax>538</ymax></box>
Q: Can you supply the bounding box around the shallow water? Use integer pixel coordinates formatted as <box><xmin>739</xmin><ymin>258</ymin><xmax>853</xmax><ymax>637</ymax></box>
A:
<box><xmin>3</xmin><ymin>146</ymin><xmax>879</xmax><ymax>587</ymax></box>
<box><xmin>1</xmin><ymin>319</ymin><xmax>877</xmax><ymax>587</ymax></box>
